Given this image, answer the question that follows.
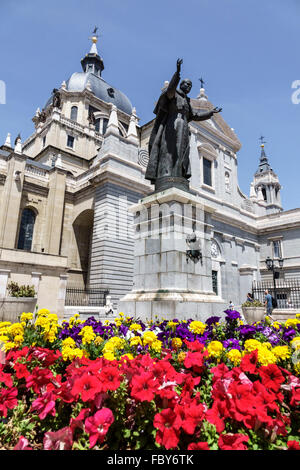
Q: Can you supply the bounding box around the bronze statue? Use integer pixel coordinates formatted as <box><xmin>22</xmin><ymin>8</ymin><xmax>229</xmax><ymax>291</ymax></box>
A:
<box><xmin>145</xmin><ymin>59</ymin><xmax>222</xmax><ymax>191</ymax></box>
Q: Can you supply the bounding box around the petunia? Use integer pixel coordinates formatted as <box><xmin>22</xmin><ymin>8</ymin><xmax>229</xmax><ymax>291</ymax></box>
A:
<box><xmin>218</xmin><ymin>433</ymin><xmax>249</xmax><ymax>450</ymax></box>
<box><xmin>188</xmin><ymin>442</ymin><xmax>210</xmax><ymax>450</ymax></box>
<box><xmin>43</xmin><ymin>426</ymin><xmax>73</xmax><ymax>450</ymax></box>
<box><xmin>31</xmin><ymin>392</ymin><xmax>56</xmax><ymax>420</ymax></box>
<box><xmin>84</xmin><ymin>408</ymin><xmax>114</xmax><ymax>448</ymax></box>
<box><xmin>14</xmin><ymin>436</ymin><xmax>32</xmax><ymax>450</ymax></box>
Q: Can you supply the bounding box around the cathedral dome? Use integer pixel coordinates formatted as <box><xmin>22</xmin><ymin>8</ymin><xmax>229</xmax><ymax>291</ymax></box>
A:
<box><xmin>65</xmin><ymin>71</ymin><xmax>133</xmax><ymax>115</ymax></box>
<box><xmin>45</xmin><ymin>33</ymin><xmax>133</xmax><ymax>115</ymax></box>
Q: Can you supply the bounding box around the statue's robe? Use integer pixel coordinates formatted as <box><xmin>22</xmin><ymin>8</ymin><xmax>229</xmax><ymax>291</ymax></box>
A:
<box><xmin>145</xmin><ymin>70</ymin><xmax>214</xmax><ymax>184</ymax></box>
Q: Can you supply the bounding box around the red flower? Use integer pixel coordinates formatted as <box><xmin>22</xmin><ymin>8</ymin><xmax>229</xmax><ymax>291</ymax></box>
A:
<box><xmin>181</xmin><ymin>402</ymin><xmax>205</xmax><ymax>435</ymax></box>
<box><xmin>188</xmin><ymin>442</ymin><xmax>210</xmax><ymax>450</ymax></box>
<box><xmin>153</xmin><ymin>408</ymin><xmax>180</xmax><ymax>449</ymax></box>
<box><xmin>0</xmin><ymin>387</ymin><xmax>18</xmax><ymax>417</ymax></box>
<box><xmin>14</xmin><ymin>363</ymin><xmax>30</xmax><ymax>380</ymax></box>
<box><xmin>84</xmin><ymin>408</ymin><xmax>114</xmax><ymax>448</ymax></box>
<box><xmin>98</xmin><ymin>366</ymin><xmax>122</xmax><ymax>392</ymax></box>
<box><xmin>130</xmin><ymin>371</ymin><xmax>157</xmax><ymax>402</ymax></box>
<box><xmin>0</xmin><ymin>368</ymin><xmax>13</xmax><ymax>387</ymax></box>
<box><xmin>218</xmin><ymin>433</ymin><xmax>249</xmax><ymax>450</ymax></box>
<box><xmin>69</xmin><ymin>408</ymin><xmax>90</xmax><ymax>433</ymax></box>
<box><xmin>259</xmin><ymin>364</ymin><xmax>285</xmax><ymax>392</ymax></box>
<box><xmin>43</xmin><ymin>426</ymin><xmax>73</xmax><ymax>450</ymax></box>
<box><xmin>184</xmin><ymin>351</ymin><xmax>207</xmax><ymax>374</ymax></box>
<box><xmin>71</xmin><ymin>373</ymin><xmax>101</xmax><ymax>402</ymax></box>
<box><xmin>206</xmin><ymin>400</ymin><xmax>226</xmax><ymax>433</ymax></box>
<box><xmin>31</xmin><ymin>392</ymin><xmax>56</xmax><ymax>420</ymax></box>
<box><xmin>26</xmin><ymin>367</ymin><xmax>54</xmax><ymax>394</ymax></box>
<box><xmin>287</xmin><ymin>440</ymin><xmax>300</xmax><ymax>450</ymax></box>
<box><xmin>290</xmin><ymin>386</ymin><xmax>300</xmax><ymax>407</ymax></box>
<box><xmin>240</xmin><ymin>350</ymin><xmax>258</xmax><ymax>374</ymax></box>
<box><xmin>29</xmin><ymin>348</ymin><xmax>61</xmax><ymax>367</ymax></box>
<box><xmin>14</xmin><ymin>436</ymin><xmax>32</xmax><ymax>450</ymax></box>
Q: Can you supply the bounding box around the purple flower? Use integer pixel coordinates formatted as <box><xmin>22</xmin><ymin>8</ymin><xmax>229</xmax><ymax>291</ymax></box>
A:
<box><xmin>223</xmin><ymin>338</ymin><xmax>241</xmax><ymax>350</ymax></box>
<box><xmin>206</xmin><ymin>316</ymin><xmax>221</xmax><ymax>326</ymax></box>
<box><xmin>224</xmin><ymin>310</ymin><xmax>241</xmax><ymax>321</ymax></box>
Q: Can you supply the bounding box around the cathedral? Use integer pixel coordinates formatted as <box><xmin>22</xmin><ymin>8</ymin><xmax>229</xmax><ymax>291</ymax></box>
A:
<box><xmin>0</xmin><ymin>33</ymin><xmax>299</xmax><ymax>318</ymax></box>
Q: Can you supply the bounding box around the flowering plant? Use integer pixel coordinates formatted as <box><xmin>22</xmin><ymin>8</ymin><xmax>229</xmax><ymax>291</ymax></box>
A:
<box><xmin>0</xmin><ymin>309</ymin><xmax>300</xmax><ymax>450</ymax></box>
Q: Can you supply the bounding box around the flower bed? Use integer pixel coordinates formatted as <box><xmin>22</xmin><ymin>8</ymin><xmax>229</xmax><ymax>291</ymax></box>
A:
<box><xmin>0</xmin><ymin>309</ymin><xmax>300</xmax><ymax>450</ymax></box>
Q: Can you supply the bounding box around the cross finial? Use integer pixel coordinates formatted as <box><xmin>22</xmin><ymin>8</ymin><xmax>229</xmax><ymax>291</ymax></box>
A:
<box><xmin>199</xmin><ymin>77</ymin><xmax>205</xmax><ymax>88</ymax></box>
<box><xmin>259</xmin><ymin>135</ymin><xmax>266</xmax><ymax>145</ymax></box>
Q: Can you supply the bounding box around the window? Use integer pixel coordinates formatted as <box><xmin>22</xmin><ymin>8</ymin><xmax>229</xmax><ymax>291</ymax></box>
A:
<box><xmin>212</xmin><ymin>270</ymin><xmax>218</xmax><ymax>295</ymax></box>
<box><xmin>225</xmin><ymin>171</ymin><xmax>230</xmax><ymax>192</ymax></box>
<box><xmin>42</xmin><ymin>135</ymin><xmax>46</xmax><ymax>147</ymax></box>
<box><xmin>203</xmin><ymin>158</ymin><xmax>212</xmax><ymax>186</ymax></box>
<box><xmin>67</xmin><ymin>135</ymin><xmax>74</xmax><ymax>148</ymax></box>
<box><xmin>17</xmin><ymin>208</ymin><xmax>36</xmax><ymax>251</ymax></box>
<box><xmin>272</xmin><ymin>240</ymin><xmax>282</xmax><ymax>258</ymax></box>
<box><xmin>262</xmin><ymin>187</ymin><xmax>267</xmax><ymax>201</ymax></box>
<box><xmin>70</xmin><ymin>106</ymin><xmax>78</xmax><ymax>122</ymax></box>
<box><xmin>95</xmin><ymin>118</ymin><xmax>109</xmax><ymax>135</ymax></box>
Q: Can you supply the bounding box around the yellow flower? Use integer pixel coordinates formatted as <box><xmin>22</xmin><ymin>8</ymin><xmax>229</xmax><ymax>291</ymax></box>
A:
<box><xmin>103</xmin><ymin>351</ymin><xmax>116</xmax><ymax>361</ymax></box>
<box><xmin>0</xmin><ymin>335</ymin><xmax>9</xmax><ymax>343</ymax></box>
<box><xmin>4</xmin><ymin>341</ymin><xmax>16</xmax><ymax>352</ymax></box>
<box><xmin>171</xmin><ymin>337</ymin><xmax>182</xmax><ymax>350</ymax></box>
<box><xmin>273</xmin><ymin>321</ymin><xmax>281</xmax><ymax>330</ymax></box>
<box><xmin>244</xmin><ymin>339</ymin><xmax>262</xmax><ymax>352</ymax></box>
<box><xmin>150</xmin><ymin>340</ymin><xmax>162</xmax><ymax>353</ymax></box>
<box><xmin>129</xmin><ymin>323</ymin><xmax>142</xmax><ymax>332</ymax></box>
<box><xmin>177</xmin><ymin>352</ymin><xmax>186</xmax><ymax>363</ymax></box>
<box><xmin>285</xmin><ymin>318</ymin><xmax>300</xmax><ymax>328</ymax></box>
<box><xmin>62</xmin><ymin>337</ymin><xmax>76</xmax><ymax>348</ymax></box>
<box><xmin>257</xmin><ymin>348</ymin><xmax>276</xmax><ymax>366</ymax></box>
<box><xmin>94</xmin><ymin>336</ymin><xmax>104</xmax><ymax>346</ymax></box>
<box><xmin>79</xmin><ymin>326</ymin><xmax>96</xmax><ymax>345</ymax></box>
<box><xmin>20</xmin><ymin>312</ymin><xmax>33</xmax><ymax>322</ymax></box>
<box><xmin>227</xmin><ymin>349</ymin><xmax>242</xmax><ymax>366</ymax></box>
<box><xmin>61</xmin><ymin>346</ymin><xmax>83</xmax><ymax>361</ymax></box>
<box><xmin>130</xmin><ymin>336</ymin><xmax>142</xmax><ymax>347</ymax></box>
<box><xmin>272</xmin><ymin>345</ymin><xmax>291</xmax><ymax>361</ymax></box>
<box><xmin>8</xmin><ymin>323</ymin><xmax>24</xmax><ymax>338</ymax></box>
<box><xmin>37</xmin><ymin>308</ymin><xmax>50</xmax><ymax>316</ymax></box>
<box><xmin>142</xmin><ymin>331</ymin><xmax>157</xmax><ymax>346</ymax></box>
<box><xmin>121</xmin><ymin>353</ymin><xmax>134</xmax><ymax>361</ymax></box>
<box><xmin>188</xmin><ymin>321</ymin><xmax>206</xmax><ymax>335</ymax></box>
<box><xmin>167</xmin><ymin>321</ymin><xmax>179</xmax><ymax>330</ymax></box>
<box><xmin>207</xmin><ymin>341</ymin><xmax>224</xmax><ymax>358</ymax></box>
<box><xmin>14</xmin><ymin>334</ymin><xmax>24</xmax><ymax>345</ymax></box>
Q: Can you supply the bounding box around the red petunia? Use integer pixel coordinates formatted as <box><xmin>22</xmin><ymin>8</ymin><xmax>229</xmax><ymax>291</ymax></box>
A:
<box><xmin>206</xmin><ymin>400</ymin><xmax>226</xmax><ymax>433</ymax></box>
<box><xmin>287</xmin><ymin>440</ymin><xmax>300</xmax><ymax>450</ymax></box>
<box><xmin>0</xmin><ymin>368</ymin><xmax>13</xmax><ymax>387</ymax></box>
<box><xmin>98</xmin><ymin>366</ymin><xmax>122</xmax><ymax>392</ymax></box>
<box><xmin>240</xmin><ymin>350</ymin><xmax>258</xmax><ymax>374</ymax></box>
<box><xmin>14</xmin><ymin>436</ymin><xmax>33</xmax><ymax>450</ymax></box>
<box><xmin>290</xmin><ymin>386</ymin><xmax>300</xmax><ymax>407</ymax></box>
<box><xmin>43</xmin><ymin>426</ymin><xmax>73</xmax><ymax>450</ymax></box>
<box><xmin>71</xmin><ymin>373</ymin><xmax>101</xmax><ymax>402</ymax></box>
<box><xmin>259</xmin><ymin>364</ymin><xmax>285</xmax><ymax>392</ymax></box>
<box><xmin>31</xmin><ymin>392</ymin><xmax>56</xmax><ymax>420</ymax></box>
<box><xmin>188</xmin><ymin>442</ymin><xmax>210</xmax><ymax>450</ymax></box>
<box><xmin>26</xmin><ymin>367</ymin><xmax>54</xmax><ymax>394</ymax></box>
<box><xmin>69</xmin><ymin>408</ymin><xmax>90</xmax><ymax>433</ymax></box>
<box><xmin>14</xmin><ymin>363</ymin><xmax>30</xmax><ymax>380</ymax></box>
<box><xmin>184</xmin><ymin>351</ymin><xmax>207</xmax><ymax>374</ymax></box>
<box><xmin>84</xmin><ymin>408</ymin><xmax>114</xmax><ymax>448</ymax></box>
<box><xmin>130</xmin><ymin>371</ymin><xmax>157</xmax><ymax>402</ymax></box>
<box><xmin>0</xmin><ymin>387</ymin><xmax>18</xmax><ymax>417</ymax></box>
<box><xmin>153</xmin><ymin>408</ymin><xmax>180</xmax><ymax>450</ymax></box>
<box><xmin>218</xmin><ymin>433</ymin><xmax>249</xmax><ymax>450</ymax></box>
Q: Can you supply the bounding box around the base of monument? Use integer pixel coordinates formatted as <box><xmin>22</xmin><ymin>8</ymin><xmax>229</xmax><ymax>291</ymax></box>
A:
<box><xmin>118</xmin><ymin>290</ymin><xmax>227</xmax><ymax>322</ymax></box>
<box><xmin>154</xmin><ymin>176</ymin><xmax>191</xmax><ymax>193</ymax></box>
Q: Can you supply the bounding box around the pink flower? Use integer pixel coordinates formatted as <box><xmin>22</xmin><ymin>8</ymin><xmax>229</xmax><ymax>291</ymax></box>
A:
<box><xmin>43</xmin><ymin>427</ymin><xmax>73</xmax><ymax>450</ymax></box>
<box><xmin>14</xmin><ymin>436</ymin><xmax>32</xmax><ymax>450</ymax></box>
<box><xmin>31</xmin><ymin>392</ymin><xmax>56</xmax><ymax>420</ymax></box>
<box><xmin>84</xmin><ymin>408</ymin><xmax>114</xmax><ymax>448</ymax></box>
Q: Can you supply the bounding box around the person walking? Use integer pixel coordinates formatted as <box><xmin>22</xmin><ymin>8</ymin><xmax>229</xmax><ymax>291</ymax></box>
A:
<box><xmin>264</xmin><ymin>289</ymin><xmax>274</xmax><ymax>321</ymax></box>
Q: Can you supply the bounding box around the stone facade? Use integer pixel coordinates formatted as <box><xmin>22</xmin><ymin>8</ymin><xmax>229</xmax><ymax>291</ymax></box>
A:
<box><xmin>0</xmin><ymin>37</ymin><xmax>299</xmax><ymax>319</ymax></box>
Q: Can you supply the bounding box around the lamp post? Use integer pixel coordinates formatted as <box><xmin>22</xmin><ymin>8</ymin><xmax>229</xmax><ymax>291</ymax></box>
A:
<box><xmin>265</xmin><ymin>256</ymin><xmax>284</xmax><ymax>305</ymax></box>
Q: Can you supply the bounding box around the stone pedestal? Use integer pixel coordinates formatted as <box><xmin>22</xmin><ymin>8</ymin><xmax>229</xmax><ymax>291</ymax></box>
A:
<box><xmin>119</xmin><ymin>187</ymin><xmax>225</xmax><ymax>321</ymax></box>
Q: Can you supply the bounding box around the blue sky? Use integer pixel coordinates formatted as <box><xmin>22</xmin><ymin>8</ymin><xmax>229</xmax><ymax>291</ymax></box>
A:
<box><xmin>0</xmin><ymin>0</ymin><xmax>299</xmax><ymax>210</ymax></box>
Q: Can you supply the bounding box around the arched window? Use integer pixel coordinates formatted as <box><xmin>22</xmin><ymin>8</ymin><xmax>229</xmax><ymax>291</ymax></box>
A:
<box><xmin>17</xmin><ymin>208</ymin><xmax>36</xmax><ymax>251</ymax></box>
<box><xmin>70</xmin><ymin>106</ymin><xmax>78</xmax><ymax>122</ymax></box>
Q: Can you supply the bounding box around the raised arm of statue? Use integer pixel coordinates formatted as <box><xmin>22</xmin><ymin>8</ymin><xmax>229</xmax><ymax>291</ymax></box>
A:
<box><xmin>166</xmin><ymin>58</ymin><xmax>182</xmax><ymax>99</ymax></box>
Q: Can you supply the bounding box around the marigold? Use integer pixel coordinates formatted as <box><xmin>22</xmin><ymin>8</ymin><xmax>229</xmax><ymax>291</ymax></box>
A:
<box><xmin>142</xmin><ymin>331</ymin><xmax>157</xmax><ymax>346</ymax></box>
<box><xmin>207</xmin><ymin>341</ymin><xmax>224</xmax><ymax>358</ymax></box>
<box><xmin>20</xmin><ymin>312</ymin><xmax>33</xmax><ymax>322</ymax></box>
<box><xmin>130</xmin><ymin>336</ymin><xmax>142</xmax><ymax>347</ymax></box>
<box><xmin>129</xmin><ymin>323</ymin><xmax>142</xmax><ymax>332</ymax></box>
<box><xmin>226</xmin><ymin>348</ymin><xmax>242</xmax><ymax>366</ymax></box>
<box><xmin>272</xmin><ymin>345</ymin><xmax>291</xmax><ymax>361</ymax></box>
<box><xmin>244</xmin><ymin>339</ymin><xmax>262</xmax><ymax>352</ymax></box>
<box><xmin>188</xmin><ymin>321</ymin><xmax>206</xmax><ymax>335</ymax></box>
<box><xmin>171</xmin><ymin>337</ymin><xmax>182</xmax><ymax>350</ymax></box>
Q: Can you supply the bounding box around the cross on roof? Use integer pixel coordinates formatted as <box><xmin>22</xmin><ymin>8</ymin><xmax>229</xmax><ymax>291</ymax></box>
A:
<box><xmin>199</xmin><ymin>77</ymin><xmax>205</xmax><ymax>88</ymax></box>
<box><xmin>259</xmin><ymin>135</ymin><xmax>266</xmax><ymax>145</ymax></box>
